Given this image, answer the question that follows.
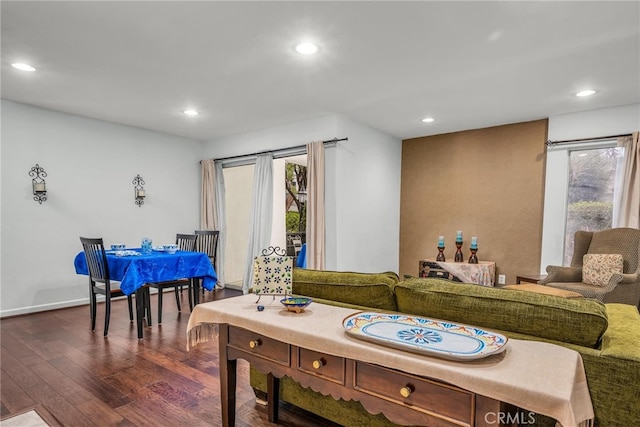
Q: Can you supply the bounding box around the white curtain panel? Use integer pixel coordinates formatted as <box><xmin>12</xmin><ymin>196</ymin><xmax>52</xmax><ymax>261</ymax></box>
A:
<box><xmin>200</xmin><ymin>159</ymin><xmax>225</xmax><ymax>287</ymax></box>
<box><xmin>242</xmin><ymin>153</ymin><xmax>274</xmax><ymax>294</ymax></box>
<box><xmin>214</xmin><ymin>161</ymin><xmax>227</xmax><ymax>288</ymax></box>
<box><xmin>613</xmin><ymin>132</ymin><xmax>640</xmax><ymax>228</ymax></box>
<box><xmin>306</xmin><ymin>141</ymin><xmax>325</xmax><ymax>270</ymax></box>
<box><xmin>200</xmin><ymin>159</ymin><xmax>216</xmax><ymax>230</ymax></box>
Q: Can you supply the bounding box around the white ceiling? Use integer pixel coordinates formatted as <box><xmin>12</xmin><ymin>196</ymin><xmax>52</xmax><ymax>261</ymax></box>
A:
<box><xmin>2</xmin><ymin>1</ymin><xmax>639</xmax><ymax>142</ymax></box>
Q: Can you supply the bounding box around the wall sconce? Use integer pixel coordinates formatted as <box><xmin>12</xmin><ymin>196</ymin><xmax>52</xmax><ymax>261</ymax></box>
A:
<box><xmin>133</xmin><ymin>174</ymin><xmax>146</xmax><ymax>207</ymax></box>
<box><xmin>29</xmin><ymin>164</ymin><xmax>47</xmax><ymax>204</ymax></box>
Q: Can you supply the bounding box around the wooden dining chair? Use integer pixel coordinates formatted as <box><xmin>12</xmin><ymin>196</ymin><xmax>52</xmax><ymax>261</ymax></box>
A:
<box><xmin>149</xmin><ymin>233</ymin><xmax>197</xmax><ymax>323</ymax></box>
<box><xmin>80</xmin><ymin>237</ymin><xmax>137</xmax><ymax>336</ymax></box>
<box><xmin>193</xmin><ymin>230</ymin><xmax>220</xmax><ymax>303</ymax></box>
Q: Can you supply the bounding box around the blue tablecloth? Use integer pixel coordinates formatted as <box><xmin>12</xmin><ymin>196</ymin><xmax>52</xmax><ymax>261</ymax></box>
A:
<box><xmin>74</xmin><ymin>249</ymin><xmax>217</xmax><ymax>296</ymax></box>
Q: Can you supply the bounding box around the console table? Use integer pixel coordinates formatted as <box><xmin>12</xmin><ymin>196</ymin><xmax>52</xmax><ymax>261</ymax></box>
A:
<box><xmin>419</xmin><ymin>259</ymin><xmax>496</xmax><ymax>287</ymax></box>
<box><xmin>220</xmin><ymin>324</ymin><xmax>512</xmax><ymax>427</ymax></box>
<box><xmin>186</xmin><ymin>295</ymin><xmax>593</xmax><ymax>427</ymax></box>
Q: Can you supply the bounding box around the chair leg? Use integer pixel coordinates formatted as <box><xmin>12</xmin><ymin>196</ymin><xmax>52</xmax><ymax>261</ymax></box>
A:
<box><xmin>90</xmin><ymin>289</ymin><xmax>97</xmax><ymax>331</ymax></box>
<box><xmin>104</xmin><ymin>295</ymin><xmax>111</xmax><ymax>337</ymax></box>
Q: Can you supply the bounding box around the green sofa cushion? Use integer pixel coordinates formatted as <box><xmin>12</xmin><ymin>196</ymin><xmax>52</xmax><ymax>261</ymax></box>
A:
<box><xmin>292</xmin><ymin>268</ymin><xmax>399</xmax><ymax>312</ymax></box>
<box><xmin>394</xmin><ymin>278</ymin><xmax>608</xmax><ymax>348</ymax></box>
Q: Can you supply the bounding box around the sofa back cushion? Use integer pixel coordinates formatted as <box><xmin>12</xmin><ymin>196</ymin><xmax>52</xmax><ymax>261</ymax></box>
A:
<box><xmin>394</xmin><ymin>278</ymin><xmax>608</xmax><ymax>348</ymax></box>
<box><xmin>292</xmin><ymin>268</ymin><xmax>398</xmax><ymax>311</ymax></box>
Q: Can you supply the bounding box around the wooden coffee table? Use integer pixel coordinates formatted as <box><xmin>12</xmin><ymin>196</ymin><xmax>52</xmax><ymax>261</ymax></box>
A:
<box><xmin>515</xmin><ymin>274</ymin><xmax>547</xmax><ymax>284</ymax></box>
<box><xmin>504</xmin><ymin>283</ymin><xmax>583</xmax><ymax>298</ymax></box>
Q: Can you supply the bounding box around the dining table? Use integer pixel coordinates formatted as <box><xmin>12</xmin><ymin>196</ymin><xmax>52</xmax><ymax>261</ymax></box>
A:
<box><xmin>74</xmin><ymin>247</ymin><xmax>217</xmax><ymax>339</ymax></box>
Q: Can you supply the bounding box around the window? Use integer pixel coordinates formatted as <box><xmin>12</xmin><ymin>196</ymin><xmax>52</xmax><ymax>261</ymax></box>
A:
<box><xmin>541</xmin><ymin>139</ymin><xmax>626</xmax><ymax>269</ymax></box>
<box><xmin>564</xmin><ymin>144</ymin><xmax>624</xmax><ymax>264</ymax></box>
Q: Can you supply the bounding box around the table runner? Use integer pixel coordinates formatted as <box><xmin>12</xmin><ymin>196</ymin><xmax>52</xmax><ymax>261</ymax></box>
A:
<box><xmin>74</xmin><ymin>249</ymin><xmax>217</xmax><ymax>295</ymax></box>
<box><xmin>421</xmin><ymin>259</ymin><xmax>496</xmax><ymax>287</ymax></box>
<box><xmin>187</xmin><ymin>294</ymin><xmax>593</xmax><ymax>427</ymax></box>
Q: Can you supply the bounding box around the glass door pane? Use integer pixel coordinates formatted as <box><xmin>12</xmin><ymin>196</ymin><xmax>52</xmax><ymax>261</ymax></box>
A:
<box><xmin>223</xmin><ymin>164</ymin><xmax>254</xmax><ymax>289</ymax></box>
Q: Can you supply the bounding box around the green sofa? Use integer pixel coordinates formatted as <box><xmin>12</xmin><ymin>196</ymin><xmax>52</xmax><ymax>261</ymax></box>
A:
<box><xmin>250</xmin><ymin>269</ymin><xmax>640</xmax><ymax>427</ymax></box>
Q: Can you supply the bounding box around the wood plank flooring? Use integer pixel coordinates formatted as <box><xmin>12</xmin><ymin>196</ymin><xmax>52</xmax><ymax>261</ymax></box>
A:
<box><xmin>1</xmin><ymin>289</ymin><xmax>340</xmax><ymax>426</ymax></box>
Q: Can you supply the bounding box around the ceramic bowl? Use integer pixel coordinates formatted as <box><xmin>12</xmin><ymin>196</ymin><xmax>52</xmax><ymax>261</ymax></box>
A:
<box><xmin>280</xmin><ymin>296</ymin><xmax>313</xmax><ymax>313</ymax></box>
<box><xmin>163</xmin><ymin>244</ymin><xmax>178</xmax><ymax>254</ymax></box>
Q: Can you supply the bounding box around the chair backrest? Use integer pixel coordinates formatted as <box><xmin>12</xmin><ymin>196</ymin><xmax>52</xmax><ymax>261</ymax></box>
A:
<box><xmin>194</xmin><ymin>230</ymin><xmax>219</xmax><ymax>265</ymax></box>
<box><xmin>586</xmin><ymin>228</ymin><xmax>640</xmax><ymax>274</ymax></box>
<box><xmin>80</xmin><ymin>237</ymin><xmax>109</xmax><ymax>283</ymax></box>
<box><xmin>571</xmin><ymin>228</ymin><xmax>640</xmax><ymax>273</ymax></box>
<box><xmin>176</xmin><ymin>234</ymin><xmax>197</xmax><ymax>251</ymax></box>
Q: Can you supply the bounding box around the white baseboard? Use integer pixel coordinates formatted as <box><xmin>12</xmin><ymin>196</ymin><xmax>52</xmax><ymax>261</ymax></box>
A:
<box><xmin>0</xmin><ymin>287</ymin><xmax>186</xmax><ymax>318</ymax></box>
<box><xmin>0</xmin><ymin>298</ymin><xmax>88</xmax><ymax>318</ymax></box>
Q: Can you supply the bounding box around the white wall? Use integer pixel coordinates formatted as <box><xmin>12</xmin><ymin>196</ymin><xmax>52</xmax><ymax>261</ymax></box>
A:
<box><xmin>203</xmin><ymin>114</ymin><xmax>402</xmax><ymax>273</ymax></box>
<box><xmin>540</xmin><ymin>103</ymin><xmax>640</xmax><ymax>271</ymax></box>
<box><xmin>331</xmin><ymin>115</ymin><xmax>402</xmax><ymax>272</ymax></box>
<box><xmin>1</xmin><ymin>100</ymin><xmax>204</xmax><ymax>316</ymax></box>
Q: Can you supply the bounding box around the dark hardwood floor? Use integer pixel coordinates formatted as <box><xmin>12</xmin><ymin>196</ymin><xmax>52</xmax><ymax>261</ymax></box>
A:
<box><xmin>1</xmin><ymin>288</ymin><xmax>339</xmax><ymax>426</ymax></box>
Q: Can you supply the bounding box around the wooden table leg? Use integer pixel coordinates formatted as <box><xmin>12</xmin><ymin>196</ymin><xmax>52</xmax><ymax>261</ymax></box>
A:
<box><xmin>267</xmin><ymin>373</ymin><xmax>280</xmax><ymax>422</ymax></box>
<box><xmin>475</xmin><ymin>395</ymin><xmax>519</xmax><ymax>427</ymax></box>
<box><xmin>219</xmin><ymin>325</ymin><xmax>236</xmax><ymax>427</ymax></box>
<box><xmin>193</xmin><ymin>278</ymin><xmax>200</xmax><ymax>306</ymax></box>
<box><xmin>135</xmin><ymin>288</ymin><xmax>145</xmax><ymax>339</ymax></box>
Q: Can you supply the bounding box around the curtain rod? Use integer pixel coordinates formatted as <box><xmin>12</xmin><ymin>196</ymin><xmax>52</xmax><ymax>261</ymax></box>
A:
<box><xmin>201</xmin><ymin>137</ymin><xmax>348</xmax><ymax>164</ymax></box>
<box><xmin>545</xmin><ymin>133</ymin><xmax>630</xmax><ymax>146</ymax></box>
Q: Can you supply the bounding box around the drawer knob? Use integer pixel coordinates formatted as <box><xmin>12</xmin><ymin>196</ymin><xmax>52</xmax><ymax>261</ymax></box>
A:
<box><xmin>400</xmin><ymin>385</ymin><xmax>414</xmax><ymax>398</ymax></box>
<box><xmin>312</xmin><ymin>359</ymin><xmax>325</xmax><ymax>369</ymax></box>
<box><xmin>249</xmin><ymin>339</ymin><xmax>262</xmax><ymax>349</ymax></box>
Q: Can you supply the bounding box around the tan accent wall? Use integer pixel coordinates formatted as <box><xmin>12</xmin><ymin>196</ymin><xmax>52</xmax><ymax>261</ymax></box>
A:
<box><xmin>399</xmin><ymin>120</ymin><xmax>548</xmax><ymax>284</ymax></box>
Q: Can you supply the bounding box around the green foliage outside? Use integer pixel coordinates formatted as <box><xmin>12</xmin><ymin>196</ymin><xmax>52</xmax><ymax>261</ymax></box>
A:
<box><xmin>286</xmin><ymin>212</ymin><xmax>300</xmax><ymax>233</ymax></box>
<box><xmin>567</xmin><ymin>201</ymin><xmax>613</xmax><ymax>230</ymax></box>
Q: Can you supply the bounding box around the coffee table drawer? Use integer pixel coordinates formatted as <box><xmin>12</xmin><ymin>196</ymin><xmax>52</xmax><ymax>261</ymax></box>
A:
<box><xmin>354</xmin><ymin>362</ymin><xmax>473</xmax><ymax>424</ymax></box>
<box><xmin>228</xmin><ymin>327</ymin><xmax>289</xmax><ymax>365</ymax></box>
<box><xmin>297</xmin><ymin>348</ymin><xmax>345</xmax><ymax>384</ymax></box>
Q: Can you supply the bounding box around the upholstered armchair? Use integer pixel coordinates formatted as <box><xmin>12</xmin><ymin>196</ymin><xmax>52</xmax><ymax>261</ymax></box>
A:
<box><xmin>540</xmin><ymin>228</ymin><xmax>640</xmax><ymax>307</ymax></box>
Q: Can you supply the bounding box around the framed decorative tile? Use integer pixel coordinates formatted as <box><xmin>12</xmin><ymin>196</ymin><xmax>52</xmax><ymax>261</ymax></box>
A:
<box><xmin>253</xmin><ymin>246</ymin><xmax>293</xmax><ymax>298</ymax></box>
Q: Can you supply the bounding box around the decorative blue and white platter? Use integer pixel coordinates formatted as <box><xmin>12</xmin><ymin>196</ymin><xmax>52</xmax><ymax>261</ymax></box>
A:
<box><xmin>342</xmin><ymin>312</ymin><xmax>508</xmax><ymax>361</ymax></box>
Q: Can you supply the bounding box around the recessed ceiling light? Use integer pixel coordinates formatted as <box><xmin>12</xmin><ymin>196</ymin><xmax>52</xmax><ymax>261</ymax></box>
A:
<box><xmin>421</xmin><ymin>117</ymin><xmax>435</xmax><ymax>123</ymax></box>
<box><xmin>12</xmin><ymin>63</ymin><xmax>36</xmax><ymax>72</ymax></box>
<box><xmin>576</xmin><ymin>89</ymin><xmax>596</xmax><ymax>97</ymax></box>
<box><xmin>295</xmin><ymin>42</ymin><xmax>318</xmax><ymax>55</ymax></box>
<box><xmin>183</xmin><ymin>109</ymin><xmax>199</xmax><ymax>116</ymax></box>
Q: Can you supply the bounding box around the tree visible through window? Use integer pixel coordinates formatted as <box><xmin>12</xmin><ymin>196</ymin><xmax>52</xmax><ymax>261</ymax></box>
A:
<box><xmin>564</xmin><ymin>145</ymin><xmax>624</xmax><ymax>264</ymax></box>
<box><xmin>285</xmin><ymin>162</ymin><xmax>307</xmax><ymax>232</ymax></box>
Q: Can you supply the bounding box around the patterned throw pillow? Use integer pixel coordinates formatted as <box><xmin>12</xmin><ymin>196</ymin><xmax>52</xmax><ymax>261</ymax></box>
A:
<box><xmin>583</xmin><ymin>254</ymin><xmax>623</xmax><ymax>287</ymax></box>
<box><xmin>253</xmin><ymin>255</ymin><xmax>294</xmax><ymax>295</ymax></box>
